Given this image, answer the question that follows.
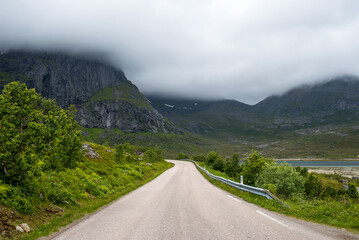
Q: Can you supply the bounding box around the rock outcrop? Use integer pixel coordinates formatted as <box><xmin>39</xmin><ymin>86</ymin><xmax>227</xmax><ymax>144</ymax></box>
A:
<box><xmin>0</xmin><ymin>50</ymin><xmax>179</xmax><ymax>133</ymax></box>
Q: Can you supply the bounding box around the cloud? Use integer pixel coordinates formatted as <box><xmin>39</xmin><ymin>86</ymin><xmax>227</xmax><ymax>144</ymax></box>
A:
<box><xmin>1</xmin><ymin>0</ymin><xmax>359</xmax><ymax>104</ymax></box>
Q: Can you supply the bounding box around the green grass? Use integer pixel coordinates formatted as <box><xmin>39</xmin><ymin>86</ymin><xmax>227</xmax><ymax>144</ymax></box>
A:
<box><xmin>82</xmin><ymin>118</ymin><xmax>359</xmax><ymax>159</ymax></box>
<box><xmin>1</xmin><ymin>142</ymin><xmax>173</xmax><ymax>239</ymax></box>
<box><xmin>193</xmin><ymin>162</ymin><xmax>359</xmax><ymax>232</ymax></box>
<box><xmin>89</xmin><ymin>82</ymin><xmax>151</xmax><ymax>109</ymax></box>
<box><xmin>0</xmin><ymin>72</ymin><xmax>28</xmax><ymax>83</ymax></box>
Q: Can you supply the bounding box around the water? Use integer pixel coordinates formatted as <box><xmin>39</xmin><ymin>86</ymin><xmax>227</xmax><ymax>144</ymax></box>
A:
<box><xmin>276</xmin><ymin>161</ymin><xmax>359</xmax><ymax>167</ymax></box>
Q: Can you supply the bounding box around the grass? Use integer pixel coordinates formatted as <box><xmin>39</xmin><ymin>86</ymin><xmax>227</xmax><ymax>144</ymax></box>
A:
<box><xmin>193</xmin><ymin>161</ymin><xmax>359</xmax><ymax>232</ymax></box>
<box><xmin>0</xmin><ymin>72</ymin><xmax>28</xmax><ymax>84</ymax></box>
<box><xmin>89</xmin><ymin>82</ymin><xmax>151</xmax><ymax>109</ymax></box>
<box><xmin>82</xmin><ymin>119</ymin><xmax>359</xmax><ymax>159</ymax></box>
<box><xmin>1</xmin><ymin>142</ymin><xmax>173</xmax><ymax>239</ymax></box>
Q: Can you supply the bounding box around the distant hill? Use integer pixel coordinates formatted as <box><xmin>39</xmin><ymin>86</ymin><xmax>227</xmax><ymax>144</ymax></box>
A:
<box><xmin>256</xmin><ymin>75</ymin><xmax>359</xmax><ymax>117</ymax></box>
<box><xmin>147</xmin><ymin>76</ymin><xmax>359</xmax><ymax>158</ymax></box>
<box><xmin>149</xmin><ymin>76</ymin><xmax>359</xmax><ymax>134</ymax></box>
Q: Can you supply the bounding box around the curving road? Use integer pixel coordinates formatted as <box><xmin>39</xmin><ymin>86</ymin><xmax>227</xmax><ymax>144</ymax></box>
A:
<box><xmin>53</xmin><ymin>160</ymin><xmax>359</xmax><ymax>240</ymax></box>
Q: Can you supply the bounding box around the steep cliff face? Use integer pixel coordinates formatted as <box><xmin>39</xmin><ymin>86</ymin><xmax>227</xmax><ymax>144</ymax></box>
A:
<box><xmin>0</xmin><ymin>50</ymin><xmax>178</xmax><ymax>133</ymax></box>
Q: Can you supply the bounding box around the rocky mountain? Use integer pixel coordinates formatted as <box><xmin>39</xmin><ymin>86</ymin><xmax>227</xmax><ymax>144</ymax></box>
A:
<box><xmin>148</xmin><ymin>76</ymin><xmax>359</xmax><ymax>135</ymax></box>
<box><xmin>0</xmin><ymin>50</ymin><xmax>178</xmax><ymax>133</ymax></box>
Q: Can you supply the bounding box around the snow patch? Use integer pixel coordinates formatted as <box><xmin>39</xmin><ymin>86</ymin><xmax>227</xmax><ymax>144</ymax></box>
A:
<box><xmin>164</xmin><ymin>104</ymin><xmax>174</xmax><ymax>108</ymax></box>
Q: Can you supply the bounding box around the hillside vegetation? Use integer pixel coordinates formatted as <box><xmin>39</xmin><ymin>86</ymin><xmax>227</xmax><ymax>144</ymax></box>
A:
<box><xmin>187</xmin><ymin>151</ymin><xmax>359</xmax><ymax>231</ymax></box>
<box><xmin>0</xmin><ymin>82</ymin><xmax>173</xmax><ymax>239</ymax></box>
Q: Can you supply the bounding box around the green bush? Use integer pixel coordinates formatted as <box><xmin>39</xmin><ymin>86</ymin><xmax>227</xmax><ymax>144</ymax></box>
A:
<box><xmin>4</xmin><ymin>187</ymin><xmax>35</xmax><ymax>214</ymax></box>
<box><xmin>212</xmin><ymin>157</ymin><xmax>225</xmax><ymax>172</ymax></box>
<box><xmin>255</xmin><ymin>162</ymin><xmax>305</xmax><ymax>198</ymax></box>
<box><xmin>177</xmin><ymin>153</ymin><xmax>189</xmax><ymax>160</ymax></box>
<box><xmin>224</xmin><ymin>153</ymin><xmax>242</xmax><ymax>178</ymax></box>
<box><xmin>347</xmin><ymin>183</ymin><xmax>359</xmax><ymax>199</ymax></box>
<box><xmin>192</xmin><ymin>154</ymin><xmax>206</xmax><ymax>162</ymax></box>
<box><xmin>241</xmin><ymin>151</ymin><xmax>273</xmax><ymax>186</ymax></box>
<box><xmin>304</xmin><ymin>173</ymin><xmax>324</xmax><ymax>199</ymax></box>
<box><xmin>206</xmin><ymin>151</ymin><xmax>222</xmax><ymax>166</ymax></box>
<box><xmin>115</xmin><ymin>144</ymin><xmax>126</xmax><ymax>164</ymax></box>
<box><xmin>0</xmin><ymin>180</ymin><xmax>10</xmax><ymax>201</ymax></box>
<box><xmin>143</xmin><ymin>148</ymin><xmax>163</xmax><ymax>162</ymax></box>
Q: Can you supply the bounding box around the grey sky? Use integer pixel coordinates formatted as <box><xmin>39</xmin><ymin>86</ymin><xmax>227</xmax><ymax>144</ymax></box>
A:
<box><xmin>1</xmin><ymin>0</ymin><xmax>359</xmax><ymax>104</ymax></box>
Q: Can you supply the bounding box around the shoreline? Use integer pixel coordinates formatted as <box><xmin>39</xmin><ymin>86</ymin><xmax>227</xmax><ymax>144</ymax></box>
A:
<box><xmin>273</xmin><ymin>158</ymin><xmax>359</xmax><ymax>161</ymax></box>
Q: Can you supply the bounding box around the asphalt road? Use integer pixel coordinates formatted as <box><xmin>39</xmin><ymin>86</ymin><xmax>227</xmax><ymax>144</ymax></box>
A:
<box><xmin>53</xmin><ymin>160</ymin><xmax>359</xmax><ymax>240</ymax></box>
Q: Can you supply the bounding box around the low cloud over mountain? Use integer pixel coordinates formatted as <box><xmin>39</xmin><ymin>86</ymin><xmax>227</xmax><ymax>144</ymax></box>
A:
<box><xmin>1</xmin><ymin>0</ymin><xmax>359</xmax><ymax>104</ymax></box>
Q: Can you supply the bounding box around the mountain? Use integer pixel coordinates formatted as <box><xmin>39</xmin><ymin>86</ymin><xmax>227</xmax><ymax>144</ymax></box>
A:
<box><xmin>0</xmin><ymin>50</ymin><xmax>178</xmax><ymax>133</ymax></box>
<box><xmin>149</xmin><ymin>76</ymin><xmax>359</xmax><ymax>133</ymax></box>
<box><xmin>257</xmin><ymin>75</ymin><xmax>359</xmax><ymax>116</ymax></box>
<box><xmin>147</xmin><ymin>76</ymin><xmax>359</xmax><ymax>157</ymax></box>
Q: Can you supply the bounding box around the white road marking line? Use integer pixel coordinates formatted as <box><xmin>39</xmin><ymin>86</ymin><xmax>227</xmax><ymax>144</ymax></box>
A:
<box><xmin>256</xmin><ymin>210</ymin><xmax>293</xmax><ymax>230</ymax></box>
<box><xmin>228</xmin><ymin>195</ymin><xmax>242</xmax><ymax>203</ymax></box>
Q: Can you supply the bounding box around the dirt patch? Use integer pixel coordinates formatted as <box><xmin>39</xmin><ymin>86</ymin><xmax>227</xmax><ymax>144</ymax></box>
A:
<box><xmin>0</xmin><ymin>205</ymin><xmax>20</xmax><ymax>239</ymax></box>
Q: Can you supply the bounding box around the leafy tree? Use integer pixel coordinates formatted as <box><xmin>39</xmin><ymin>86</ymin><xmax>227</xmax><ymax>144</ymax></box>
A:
<box><xmin>240</xmin><ymin>151</ymin><xmax>273</xmax><ymax>186</ymax></box>
<box><xmin>212</xmin><ymin>157</ymin><xmax>225</xmax><ymax>172</ymax></box>
<box><xmin>224</xmin><ymin>153</ymin><xmax>242</xmax><ymax>177</ymax></box>
<box><xmin>0</xmin><ymin>82</ymin><xmax>83</xmax><ymax>184</ymax></box>
<box><xmin>206</xmin><ymin>151</ymin><xmax>221</xmax><ymax>166</ymax></box>
<box><xmin>255</xmin><ymin>162</ymin><xmax>305</xmax><ymax>198</ymax></box>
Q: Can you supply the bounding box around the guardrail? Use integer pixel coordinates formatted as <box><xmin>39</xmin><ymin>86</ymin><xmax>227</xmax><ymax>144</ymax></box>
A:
<box><xmin>186</xmin><ymin>159</ymin><xmax>282</xmax><ymax>202</ymax></box>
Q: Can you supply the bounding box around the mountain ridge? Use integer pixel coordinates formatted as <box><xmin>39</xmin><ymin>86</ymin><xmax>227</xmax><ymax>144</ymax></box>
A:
<box><xmin>0</xmin><ymin>50</ymin><xmax>179</xmax><ymax>133</ymax></box>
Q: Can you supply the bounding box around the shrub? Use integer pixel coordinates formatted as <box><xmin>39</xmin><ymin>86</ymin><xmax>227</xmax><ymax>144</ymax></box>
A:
<box><xmin>255</xmin><ymin>162</ymin><xmax>305</xmax><ymax>198</ymax></box>
<box><xmin>304</xmin><ymin>173</ymin><xmax>324</xmax><ymax>199</ymax></box>
<box><xmin>115</xmin><ymin>144</ymin><xmax>126</xmax><ymax>164</ymax></box>
<box><xmin>241</xmin><ymin>151</ymin><xmax>273</xmax><ymax>186</ymax></box>
<box><xmin>212</xmin><ymin>157</ymin><xmax>225</xmax><ymax>172</ymax></box>
<box><xmin>192</xmin><ymin>154</ymin><xmax>206</xmax><ymax>162</ymax></box>
<box><xmin>347</xmin><ymin>183</ymin><xmax>359</xmax><ymax>199</ymax></box>
<box><xmin>0</xmin><ymin>180</ymin><xmax>10</xmax><ymax>201</ymax></box>
<box><xmin>143</xmin><ymin>148</ymin><xmax>163</xmax><ymax>162</ymax></box>
<box><xmin>206</xmin><ymin>151</ymin><xmax>221</xmax><ymax>166</ymax></box>
<box><xmin>177</xmin><ymin>153</ymin><xmax>189</xmax><ymax>160</ymax></box>
<box><xmin>224</xmin><ymin>153</ymin><xmax>242</xmax><ymax>177</ymax></box>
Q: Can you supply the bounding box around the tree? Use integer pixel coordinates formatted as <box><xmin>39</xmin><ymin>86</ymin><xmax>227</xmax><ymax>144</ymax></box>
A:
<box><xmin>224</xmin><ymin>153</ymin><xmax>242</xmax><ymax>177</ymax></box>
<box><xmin>255</xmin><ymin>162</ymin><xmax>305</xmax><ymax>198</ymax></box>
<box><xmin>0</xmin><ymin>82</ymin><xmax>83</xmax><ymax>185</ymax></box>
<box><xmin>212</xmin><ymin>157</ymin><xmax>225</xmax><ymax>172</ymax></box>
<box><xmin>240</xmin><ymin>151</ymin><xmax>273</xmax><ymax>186</ymax></box>
<box><xmin>206</xmin><ymin>151</ymin><xmax>221</xmax><ymax>166</ymax></box>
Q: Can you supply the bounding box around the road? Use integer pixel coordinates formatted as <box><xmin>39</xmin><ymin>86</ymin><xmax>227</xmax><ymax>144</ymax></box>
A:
<box><xmin>53</xmin><ymin>160</ymin><xmax>359</xmax><ymax>240</ymax></box>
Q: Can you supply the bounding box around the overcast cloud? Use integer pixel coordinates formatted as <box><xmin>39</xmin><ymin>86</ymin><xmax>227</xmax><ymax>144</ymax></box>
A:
<box><xmin>1</xmin><ymin>0</ymin><xmax>359</xmax><ymax>104</ymax></box>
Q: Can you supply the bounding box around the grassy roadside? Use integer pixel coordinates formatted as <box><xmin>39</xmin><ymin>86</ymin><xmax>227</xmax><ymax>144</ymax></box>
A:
<box><xmin>192</xmin><ymin>162</ymin><xmax>359</xmax><ymax>233</ymax></box>
<box><xmin>1</xmin><ymin>143</ymin><xmax>173</xmax><ymax>240</ymax></box>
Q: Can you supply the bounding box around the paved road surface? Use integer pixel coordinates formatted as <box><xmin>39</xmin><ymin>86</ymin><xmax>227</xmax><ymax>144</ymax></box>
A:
<box><xmin>53</xmin><ymin>160</ymin><xmax>359</xmax><ymax>240</ymax></box>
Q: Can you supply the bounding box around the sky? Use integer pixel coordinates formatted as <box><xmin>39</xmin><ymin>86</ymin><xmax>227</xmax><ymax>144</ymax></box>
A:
<box><xmin>1</xmin><ymin>0</ymin><xmax>359</xmax><ymax>104</ymax></box>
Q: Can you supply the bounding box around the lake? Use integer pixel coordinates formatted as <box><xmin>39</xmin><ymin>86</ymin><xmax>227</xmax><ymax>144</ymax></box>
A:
<box><xmin>275</xmin><ymin>161</ymin><xmax>359</xmax><ymax>167</ymax></box>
